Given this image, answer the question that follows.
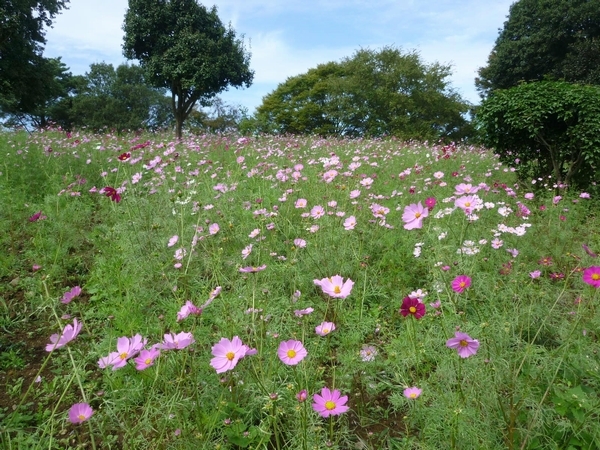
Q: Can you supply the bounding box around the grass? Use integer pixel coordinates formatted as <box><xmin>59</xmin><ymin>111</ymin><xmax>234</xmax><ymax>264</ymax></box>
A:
<box><xmin>0</xmin><ymin>129</ymin><xmax>599</xmax><ymax>449</ymax></box>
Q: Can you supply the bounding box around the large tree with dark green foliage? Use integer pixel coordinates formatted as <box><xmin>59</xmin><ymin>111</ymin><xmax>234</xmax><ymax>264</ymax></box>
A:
<box><xmin>0</xmin><ymin>56</ymin><xmax>75</xmax><ymax>129</ymax></box>
<box><xmin>476</xmin><ymin>0</ymin><xmax>600</xmax><ymax>96</ymax></box>
<box><xmin>476</xmin><ymin>81</ymin><xmax>600</xmax><ymax>191</ymax></box>
<box><xmin>253</xmin><ymin>47</ymin><xmax>471</xmax><ymax>141</ymax></box>
<box><xmin>122</xmin><ymin>0</ymin><xmax>254</xmax><ymax>138</ymax></box>
<box><xmin>0</xmin><ymin>0</ymin><xmax>69</xmax><ymax>116</ymax></box>
<box><xmin>67</xmin><ymin>63</ymin><xmax>173</xmax><ymax>132</ymax></box>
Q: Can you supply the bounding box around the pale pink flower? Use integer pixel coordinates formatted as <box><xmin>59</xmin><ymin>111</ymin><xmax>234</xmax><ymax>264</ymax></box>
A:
<box><xmin>168</xmin><ymin>235</ymin><xmax>179</xmax><ymax>247</ymax></box>
<box><xmin>294</xmin><ymin>307</ymin><xmax>314</xmax><ymax>317</ymax></box>
<box><xmin>209</xmin><ymin>223</ymin><xmax>220</xmax><ymax>235</ymax></box>
<box><xmin>60</xmin><ymin>286</ymin><xmax>82</xmax><ymax>304</ymax></box>
<box><xmin>134</xmin><ymin>348</ymin><xmax>160</xmax><ymax>370</ymax></box>
<box><xmin>210</xmin><ymin>336</ymin><xmax>247</xmax><ymax>373</ymax></box>
<box><xmin>403</xmin><ymin>387</ymin><xmax>422</xmax><ymax>399</ymax></box>
<box><xmin>343</xmin><ymin>216</ymin><xmax>357</xmax><ymax>230</ymax></box>
<box><xmin>402</xmin><ymin>202</ymin><xmax>428</xmax><ymax>230</ymax></box>
<box><xmin>45</xmin><ymin>318</ymin><xmax>82</xmax><ymax>351</ymax></box>
<box><xmin>315</xmin><ymin>321</ymin><xmax>336</xmax><ymax>336</ymax></box>
<box><xmin>249</xmin><ymin>228</ymin><xmax>260</xmax><ymax>238</ymax></box>
<box><xmin>295</xmin><ymin>198</ymin><xmax>307</xmax><ymax>208</ymax></box>
<box><xmin>310</xmin><ymin>205</ymin><xmax>325</xmax><ymax>219</ymax></box>
<box><xmin>177</xmin><ymin>301</ymin><xmax>202</xmax><ymax>322</ymax></box>
<box><xmin>277</xmin><ymin>340</ymin><xmax>307</xmax><ymax>365</ymax></box>
<box><xmin>160</xmin><ymin>332</ymin><xmax>195</xmax><ymax>350</ymax></box>
<box><xmin>314</xmin><ymin>275</ymin><xmax>354</xmax><ymax>299</ymax></box>
<box><xmin>294</xmin><ymin>238</ymin><xmax>307</xmax><ymax>248</ymax></box>
<box><xmin>241</xmin><ymin>244</ymin><xmax>253</xmax><ymax>259</ymax></box>
<box><xmin>350</xmin><ymin>190</ymin><xmax>361</xmax><ymax>199</ymax></box>
<box><xmin>68</xmin><ymin>403</ymin><xmax>94</xmax><ymax>424</ymax></box>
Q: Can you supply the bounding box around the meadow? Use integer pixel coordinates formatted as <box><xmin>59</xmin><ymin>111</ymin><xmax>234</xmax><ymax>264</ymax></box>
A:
<box><xmin>0</xmin><ymin>128</ymin><xmax>599</xmax><ymax>450</ymax></box>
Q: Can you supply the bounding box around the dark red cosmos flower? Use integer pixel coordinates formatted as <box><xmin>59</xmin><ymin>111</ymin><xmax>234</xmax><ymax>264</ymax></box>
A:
<box><xmin>400</xmin><ymin>296</ymin><xmax>426</xmax><ymax>319</ymax></box>
<box><xmin>102</xmin><ymin>186</ymin><xmax>121</xmax><ymax>203</ymax></box>
<box><xmin>118</xmin><ymin>152</ymin><xmax>131</xmax><ymax>161</ymax></box>
<box><xmin>29</xmin><ymin>211</ymin><xmax>47</xmax><ymax>222</ymax></box>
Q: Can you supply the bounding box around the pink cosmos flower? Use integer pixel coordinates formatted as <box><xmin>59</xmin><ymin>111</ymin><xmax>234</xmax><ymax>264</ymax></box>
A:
<box><xmin>582</xmin><ymin>266</ymin><xmax>600</xmax><ymax>288</ymax></box>
<box><xmin>160</xmin><ymin>332</ymin><xmax>195</xmax><ymax>350</ymax></box>
<box><xmin>98</xmin><ymin>334</ymin><xmax>147</xmax><ymax>370</ymax></box>
<box><xmin>168</xmin><ymin>235</ymin><xmax>179</xmax><ymax>247</ymax></box>
<box><xmin>61</xmin><ymin>286</ymin><xmax>82</xmax><ymax>304</ymax></box>
<box><xmin>294</xmin><ymin>307</ymin><xmax>314</xmax><ymax>317</ymax></box>
<box><xmin>402</xmin><ymin>202</ymin><xmax>428</xmax><ymax>230</ymax></box>
<box><xmin>454</xmin><ymin>195</ymin><xmax>480</xmax><ymax>214</ymax></box>
<box><xmin>349</xmin><ymin>190</ymin><xmax>361</xmax><ymax>199</ymax></box>
<box><xmin>582</xmin><ymin>244</ymin><xmax>598</xmax><ymax>258</ymax></box>
<box><xmin>399</xmin><ymin>296</ymin><xmax>426</xmax><ymax>319</ymax></box>
<box><xmin>343</xmin><ymin>216</ymin><xmax>357</xmax><ymax>230</ymax></box>
<box><xmin>68</xmin><ymin>403</ymin><xmax>94</xmax><ymax>424</ymax></box>
<box><xmin>446</xmin><ymin>331</ymin><xmax>480</xmax><ymax>358</ymax></box>
<box><xmin>210</xmin><ymin>336</ymin><xmax>247</xmax><ymax>373</ymax></box>
<box><xmin>403</xmin><ymin>387</ymin><xmax>422</xmax><ymax>399</ymax></box>
<box><xmin>241</xmin><ymin>244</ymin><xmax>253</xmax><ymax>259</ymax></box>
<box><xmin>315</xmin><ymin>321</ymin><xmax>336</xmax><ymax>336</ymax></box>
<box><xmin>314</xmin><ymin>275</ymin><xmax>354</xmax><ymax>299</ymax></box>
<box><xmin>277</xmin><ymin>340</ymin><xmax>308</xmax><ymax>365</ymax></box>
<box><xmin>312</xmin><ymin>387</ymin><xmax>349</xmax><ymax>417</ymax></box>
<box><xmin>134</xmin><ymin>348</ymin><xmax>160</xmax><ymax>370</ymax></box>
<box><xmin>176</xmin><ymin>300</ymin><xmax>202</xmax><ymax>321</ymax></box>
<box><xmin>45</xmin><ymin>318</ymin><xmax>82</xmax><ymax>351</ymax></box>
<box><xmin>295</xmin><ymin>198</ymin><xmax>307</xmax><ymax>208</ymax></box>
<box><xmin>296</xmin><ymin>389</ymin><xmax>308</xmax><ymax>402</ymax></box>
<box><xmin>209</xmin><ymin>223</ymin><xmax>220</xmax><ymax>235</ymax></box>
<box><xmin>239</xmin><ymin>265</ymin><xmax>267</xmax><ymax>273</ymax></box>
<box><xmin>454</xmin><ymin>183</ymin><xmax>479</xmax><ymax>195</ymax></box>
<box><xmin>310</xmin><ymin>205</ymin><xmax>325</xmax><ymax>219</ymax></box>
<box><xmin>451</xmin><ymin>275</ymin><xmax>471</xmax><ymax>293</ymax></box>
<box><xmin>293</xmin><ymin>238</ymin><xmax>307</xmax><ymax>248</ymax></box>
<box><xmin>530</xmin><ymin>270</ymin><xmax>542</xmax><ymax>279</ymax></box>
<box><xmin>360</xmin><ymin>345</ymin><xmax>377</xmax><ymax>361</ymax></box>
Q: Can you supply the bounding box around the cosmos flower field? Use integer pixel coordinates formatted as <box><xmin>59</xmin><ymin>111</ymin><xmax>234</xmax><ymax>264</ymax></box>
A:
<box><xmin>1</xmin><ymin>129</ymin><xmax>599</xmax><ymax>449</ymax></box>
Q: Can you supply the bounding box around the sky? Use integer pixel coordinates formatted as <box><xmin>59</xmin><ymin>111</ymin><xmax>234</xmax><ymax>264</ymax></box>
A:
<box><xmin>44</xmin><ymin>0</ymin><xmax>515</xmax><ymax>114</ymax></box>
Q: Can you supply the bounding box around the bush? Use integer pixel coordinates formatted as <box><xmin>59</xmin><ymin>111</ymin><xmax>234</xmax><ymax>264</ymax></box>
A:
<box><xmin>476</xmin><ymin>81</ymin><xmax>600</xmax><ymax>191</ymax></box>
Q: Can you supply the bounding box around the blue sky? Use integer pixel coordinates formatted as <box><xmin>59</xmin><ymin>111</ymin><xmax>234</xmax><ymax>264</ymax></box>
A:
<box><xmin>44</xmin><ymin>0</ymin><xmax>515</xmax><ymax>114</ymax></box>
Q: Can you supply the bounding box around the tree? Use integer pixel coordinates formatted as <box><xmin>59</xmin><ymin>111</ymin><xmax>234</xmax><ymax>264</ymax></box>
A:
<box><xmin>476</xmin><ymin>81</ymin><xmax>600</xmax><ymax>191</ymax></box>
<box><xmin>476</xmin><ymin>0</ymin><xmax>600</xmax><ymax>96</ymax></box>
<box><xmin>254</xmin><ymin>47</ymin><xmax>471</xmax><ymax>141</ymax></box>
<box><xmin>187</xmin><ymin>97</ymin><xmax>248</xmax><ymax>133</ymax></box>
<box><xmin>68</xmin><ymin>63</ymin><xmax>173</xmax><ymax>132</ymax></box>
<box><xmin>0</xmin><ymin>0</ymin><xmax>69</xmax><ymax>113</ymax></box>
<box><xmin>122</xmin><ymin>0</ymin><xmax>254</xmax><ymax>138</ymax></box>
<box><xmin>0</xmin><ymin>56</ymin><xmax>75</xmax><ymax>129</ymax></box>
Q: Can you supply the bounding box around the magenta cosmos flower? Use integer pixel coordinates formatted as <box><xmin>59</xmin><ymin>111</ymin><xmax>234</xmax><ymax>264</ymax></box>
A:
<box><xmin>446</xmin><ymin>331</ymin><xmax>480</xmax><ymax>358</ymax></box>
<box><xmin>400</xmin><ymin>296</ymin><xmax>426</xmax><ymax>319</ymax></box>
<box><xmin>582</xmin><ymin>266</ymin><xmax>600</xmax><ymax>287</ymax></box>
<box><xmin>312</xmin><ymin>387</ymin><xmax>349</xmax><ymax>417</ymax></box>
<box><xmin>314</xmin><ymin>275</ymin><xmax>354</xmax><ymax>299</ymax></box>
<box><xmin>210</xmin><ymin>336</ymin><xmax>249</xmax><ymax>373</ymax></box>
<box><xmin>68</xmin><ymin>403</ymin><xmax>94</xmax><ymax>424</ymax></box>
<box><xmin>403</xmin><ymin>387</ymin><xmax>422</xmax><ymax>399</ymax></box>
<box><xmin>176</xmin><ymin>300</ymin><xmax>202</xmax><ymax>322</ymax></box>
<box><xmin>402</xmin><ymin>202</ymin><xmax>428</xmax><ymax>230</ymax></box>
<box><xmin>45</xmin><ymin>318</ymin><xmax>82</xmax><ymax>352</ymax></box>
<box><xmin>451</xmin><ymin>275</ymin><xmax>471</xmax><ymax>293</ymax></box>
<box><xmin>277</xmin><ymin>340</ymin><xmax>308</xmax><ymax>365</ymax></box>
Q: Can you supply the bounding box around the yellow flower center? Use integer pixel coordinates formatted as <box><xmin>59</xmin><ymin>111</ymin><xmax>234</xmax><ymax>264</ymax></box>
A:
<box><xmin>334</xmin><ymin>286</ymin><xmax>341</xmax><ymax>294</ymax></box>
<box><xmin>322</xmin><ymin>329</ymin><xmax>330</xmax><ymax>334</ymax></box>
<box><xmin>409</xmin><ymin>393</ymin><xmax>417</xmax><ymax>399</ymax></box>
<box><xmin>459</xmin><ymin>282</ymin><xmax>466</xmax><ymax>288</ymax></box>
<box><xmin>287</xmin><ymin>349</ymin><xmax>297</xmax><ymax>358</ymax></box>
<box><xmin>77</xmin><ymin>414</ymin><xmax>86</xmax><ymax>420</ymax></box>
<box><xmin>409</xmin><ymin>306</ymin><xmax>417</xmax><ymax>313</ymax></box>
<box><xmin>145</xmin><ymin>358</ymin><xmax>152</xmax><ymax>365</ymax></box>
<box><xmin>414</xmin><ymin>212</ymin><xmax>421</xmax><ymax>218</ymax></box>
<box><xmin>226</xmin><ymin>351</ymin><xmax>235</xmax><ymax>361</ymax></box>
<box><xmin>592</xmin><ymin>273</ymin><xmax>600</xmax><ymax>280</ymax></box>
<box><xmin>119</xmin><ymin>352</ymin><xmax>128</xmax><ymax>360</ymax></box>
<box><xmin>324</xmin><ymin>401</ymin><xmax>336</xmax><ymax>410</ymax></box>
<box><xmin>459</xmin><ymin>340</ymin><xmax>468</xmax><ymax>347</ymax></box>
<box><xmin>465</xmin><ymin>202</ymin><xmax>471</xmax><ymax>207</ymax></box>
